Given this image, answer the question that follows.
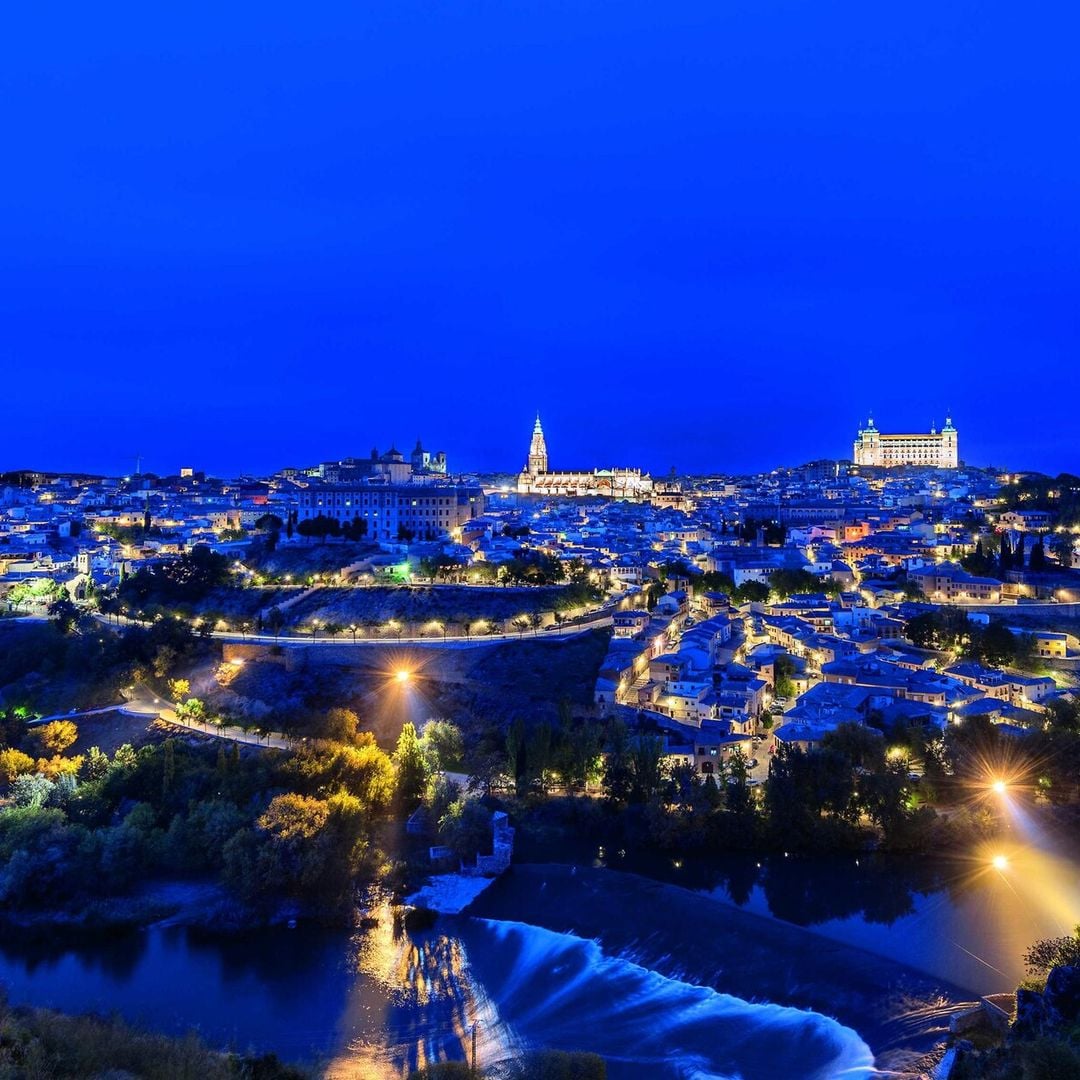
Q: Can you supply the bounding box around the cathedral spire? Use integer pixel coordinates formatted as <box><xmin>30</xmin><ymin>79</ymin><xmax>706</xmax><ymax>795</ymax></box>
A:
<box><xmin>527</xmin><ymin>413</ymin><xmax>549</xmax><ymax>475</ymax></box>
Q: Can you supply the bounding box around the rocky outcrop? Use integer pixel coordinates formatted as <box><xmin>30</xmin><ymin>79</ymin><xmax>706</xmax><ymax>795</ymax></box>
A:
<box><xmin>1012</xmin><ymin>965</ymin><xmax>1080</xmax><ymax>1041</ymax></box>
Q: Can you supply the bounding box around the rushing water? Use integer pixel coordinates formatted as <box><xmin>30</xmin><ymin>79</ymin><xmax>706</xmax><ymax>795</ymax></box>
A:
<box><xmin>5</xmin><ymin>844</ymin><xmax>1070</xmax><ymax>1077</ymax></box>
<box><xmin>0</xmin><ymin>899</ymin><xmax>874</xmax><ymax>1078</ymax></box>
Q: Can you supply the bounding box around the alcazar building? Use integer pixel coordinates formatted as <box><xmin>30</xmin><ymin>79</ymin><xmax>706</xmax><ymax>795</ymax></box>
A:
<box><xmin>853</xmin><ymin>416</ymin><xmax>958</xmax><ymax>469</ymax></box>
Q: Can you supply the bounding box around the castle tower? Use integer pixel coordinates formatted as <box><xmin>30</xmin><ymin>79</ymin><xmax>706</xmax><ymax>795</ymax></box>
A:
<box><xmin>941</xmin><ymin>414</ymin><xmax>959</xmax><ymax>468</ymax></box>
<box><xmin>853</xmin><ymin>416</ymin><xmax>880</xmax><ymax>466</ymax></box>
<box><xmin>527</xmin><ymin>413</ymin><xmax>549</xmax><ymax>475</ymax></box>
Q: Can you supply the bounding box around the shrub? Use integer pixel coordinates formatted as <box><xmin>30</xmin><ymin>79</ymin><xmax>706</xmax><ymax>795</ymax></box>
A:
<box><xmin>0</xmin><ymin>747</ymin><xmax>35</xmax><ymax>784</ymax></box>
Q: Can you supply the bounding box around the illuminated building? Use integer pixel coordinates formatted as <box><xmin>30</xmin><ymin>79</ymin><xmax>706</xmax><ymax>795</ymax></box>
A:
<box><xmin>853</xmin><ymin>416</ymin><xmax>958</xmax><ymax>468</ymax></box>
<box><xmin>297</xmin><ymin>484</ymin><xmax>484</xmax><ymax>542</ymax></box>
<box><xmin>517</xmin><ymin>414</ymin><xmax>653</xmax><ymax>499</ymax></box>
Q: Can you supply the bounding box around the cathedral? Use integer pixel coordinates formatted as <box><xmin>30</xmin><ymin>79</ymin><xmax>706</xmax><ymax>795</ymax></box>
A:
<box><xmin>516</xmin><ymin>414</ymin><xmax>653</xmax><ymax>499</ymax></box>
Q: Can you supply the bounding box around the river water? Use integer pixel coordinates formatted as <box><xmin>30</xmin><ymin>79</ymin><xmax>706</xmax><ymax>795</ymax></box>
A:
<box><xmin>1</xmin><ymin>845</ymin><xmax>1077</xmax><ymax>1077</ymax></box>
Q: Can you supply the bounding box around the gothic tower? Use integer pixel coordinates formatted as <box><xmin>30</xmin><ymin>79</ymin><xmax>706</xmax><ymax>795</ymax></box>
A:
<box><xmin>527</xmin><ymin>413</ymin><xmax>549</xmax><ymax>474</ymax></box>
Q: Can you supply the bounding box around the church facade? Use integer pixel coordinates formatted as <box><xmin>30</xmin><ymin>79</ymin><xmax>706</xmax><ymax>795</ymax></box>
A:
<box><xmin>853</xmin><ymin>416</ymin><xmax>959</xmax><ymax>468</ymax></box>
<box><xmin>516</xmin><ymin>415</ymin><xmax>653</xmax><ymax>499</ymax></box>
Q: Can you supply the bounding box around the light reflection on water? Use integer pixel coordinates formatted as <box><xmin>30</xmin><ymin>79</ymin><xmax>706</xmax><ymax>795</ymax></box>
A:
<box><xmin>4</xmin><ymin>830</ymin><xmax>1077</xmax><ymax>1076</ymax></box>
<box><xmin>325</xmin><ymin>904</ymin><xmax>511</xmax><ymax>1079</ymax></box>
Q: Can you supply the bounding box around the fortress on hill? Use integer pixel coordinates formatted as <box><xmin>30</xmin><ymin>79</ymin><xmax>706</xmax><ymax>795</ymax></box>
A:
<box><xmin>853</xmin><ymin>416</ymin><xmax>958</xmax><ymax>468</ymax></box>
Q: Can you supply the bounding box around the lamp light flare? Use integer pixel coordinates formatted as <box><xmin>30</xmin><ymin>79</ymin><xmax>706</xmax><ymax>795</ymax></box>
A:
<box><xmin>992</xmin><ymin>854</ymin><xmax>1009</xmax><ymax>871</ymax></box>
<box><xmin>395</xmin><ymin>669</ymin><xmax>411</xmax><ymax>684</ymax></box>
<box><xmin>992</xmin><ymin>780</ymin><xmax>1007</xmax><ymax>795</ymax></box>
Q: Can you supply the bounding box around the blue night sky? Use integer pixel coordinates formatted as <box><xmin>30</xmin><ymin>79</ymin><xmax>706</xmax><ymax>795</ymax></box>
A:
<box><xmin>2</xmin><ymin>2</ymin><xmax>1078</xmax><ymax>477</ymax></box>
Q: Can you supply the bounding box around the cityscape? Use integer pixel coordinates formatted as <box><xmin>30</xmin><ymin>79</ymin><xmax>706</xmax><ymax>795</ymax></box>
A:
<box><xmin>3</xmin><ymin>413</ymin><xmax>1080</xmax><ymax>1078</ymax></box>
<box><xmin>3</xmin><ymin>5</ymin><xmax>1080</xmax><ymax>1080</ymax></box>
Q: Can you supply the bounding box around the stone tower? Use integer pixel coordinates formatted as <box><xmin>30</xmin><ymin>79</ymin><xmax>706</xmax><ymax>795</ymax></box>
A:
<box><xmin>940</xmin><ymin>414</ymin><xmax>958</xmax><ymax>468</ymax></box>
<box><xmin>853</xmin><ymin>416</ymin><xmax>880</xmax><ymax>466</ymax></box>
<box><xmin>527</xmin><ymin>413</ymin><xmax>549</xmax><ymax>475</ymax></box>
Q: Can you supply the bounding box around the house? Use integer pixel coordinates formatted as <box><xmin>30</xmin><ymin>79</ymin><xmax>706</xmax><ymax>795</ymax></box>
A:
<box><xmin>999</xmin><ymin>509</ymin><xmax>1053</xmax><ymax>531</ymax></box>
<box><xmin>1007</xmin><ymin>627</ymin><xmax>1072</xmax><ymax>660</ymax></box>
<box><xmin>613</xmin><ymin>609</ymin><xmax>651</xmax><ymax>638</ymax></box>
<box><xmin>908</xmin><ymin>563</ymin><xmax>1001</xmax><ymax>604</ymax></box>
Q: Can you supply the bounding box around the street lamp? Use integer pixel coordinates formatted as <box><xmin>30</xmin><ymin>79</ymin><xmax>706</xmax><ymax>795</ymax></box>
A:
<box><xmin>395</xmin><ymin>669</ymin><xmax>411</xmax><ymax>684</ymax></box>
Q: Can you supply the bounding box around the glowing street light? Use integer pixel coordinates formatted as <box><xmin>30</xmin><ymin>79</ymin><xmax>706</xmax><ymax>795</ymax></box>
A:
<box><xmin>991</xmin><ymin>779</ymin><xmax>1007</xmax><ymax>795</ymax></box>
<box><xmin>395</xmin><ymin>669</ymin><xmax>411</xmax><ymax>684</ymax></box>
<box><xmin>991</xmin><ymin>854</ymin><xmax>1009</xmax><ymax>871</ymax></box>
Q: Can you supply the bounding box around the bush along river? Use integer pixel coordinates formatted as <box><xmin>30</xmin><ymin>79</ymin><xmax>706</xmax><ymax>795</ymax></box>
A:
<box><xmin>4</xmin><ymin>847</ymin><xmax>1069</xmax><ymax>1077</ymax></box>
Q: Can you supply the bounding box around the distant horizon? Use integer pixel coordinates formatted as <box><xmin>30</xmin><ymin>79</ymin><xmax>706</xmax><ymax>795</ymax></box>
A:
<box><xmin>2</xmin><ymin>411</ymin><xmax>1070</xmax><ymax>483</ymax></box>
<box><xmin>4</xmin><ymin>4</ymin><xmax>1079</xmax><ymax>483</ymax></box>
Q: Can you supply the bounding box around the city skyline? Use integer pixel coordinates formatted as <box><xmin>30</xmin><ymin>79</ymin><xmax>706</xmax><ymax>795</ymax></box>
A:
<box><xmin>3</xmin><ymin>3</ymin><xmax>1079</xmax><ymax>478</ymax></box>
<box><xmin>0</xmin><ymin>409</ymin><xmax>1067</xmax><ymax>481</ymax></box>
<box><xmin>3</xmin><ymin>5</ymin><xmax>1080</xmax><ymax>1077</ymax></box>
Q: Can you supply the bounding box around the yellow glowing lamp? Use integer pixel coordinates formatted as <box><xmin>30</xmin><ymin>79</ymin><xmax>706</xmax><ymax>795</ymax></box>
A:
<box><xmin>991</xmin><ymin>780</ymin><xmax>1007</xmax><ymax>795</ymax></box>
<box><xmin>992</xmin><ymin>854</ymin><xmax>1008</xmax><ymax>871</ymax></box>
<box><xmin>395</xmin><ymin>669</ymin><xmax>411</xmax><ymax>684</ymax></box>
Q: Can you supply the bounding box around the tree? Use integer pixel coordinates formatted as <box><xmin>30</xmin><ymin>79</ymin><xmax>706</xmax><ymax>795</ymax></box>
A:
<box><xmin>322</xmin><ymin>707</ymin><xmax>361</xmax><ymax>744</ymax></box>
<box><xmin>773</xmin><ymin>654</ymin><xmax>796</xmax><ymax>698</ymax></box>
<box><xmin>1029</xmin><ymin>536</ymin><xmax>1048</xmax><ymax>572</ymax></box>
<box><xmin>527</xmin><ymin>722</ymin><xmax>553</xmax><ymax>792</ymax></box>
<box><xmin>254</xmin><ymin>513</ymin><xmax>283</xmax><ymax>532</ymax></box>
<box><xmin>175</xmin><ymin>697</ymin><xmax>207</xmax><ymax>724</ymax></box>
<box><xmin>506</xmin><ymin>718</ymin><xmax>527</xmax><ymax>795</ymax></box>
<box><xmin>332</xmin><ymin>739</ymin><xmax>396</xmax><ymax>811</ymax></box>
<box><xmin>168</xmin><ymin>678</ymin><xmax>190</xmax><ymax>701</ymax></box>
<box><xmin>266</xmin><ymin>607</ymin><xmax>286</xmax><ymax>639</ymax></box>
<box><xmin>11</xmin><ymin>772</ymin><xmax>54</xmax><ymax>808</ymax></box>
<box><xmin>1025</xmin><ymin>926</ymin><xmax>1080</xmax><ymax>976</ymax></box>
<box><xmin>0</xmin><ymin>747</ymin><xmax>35</xmax><ymax>784</ymax></box>
<box><xmin>769</xmin><ymin>568</ymin><xmax>826</xmax><ymax>600</ymax></box>
<box><xmin>629</xmin><ymin>734</ymin><xmax>664</xmax><ymax>802</ymax></box>
<box><xmin>721</xmin><ymin>749</ymin><xmax>751</xmax><ymax>813</ymax></box>
<box><xmin>1046</xmin><ymin>698</ymin><xmax>1080</xmax><ymax>732</ymax></box>
<box><xmin>28</xmin><ymin>720</ymin><xmax>79</xmax><ymax>756</ymax></box>
<box><xmin>421</xmin><ymin>720</ymin><xmax>464</xmax><ymax>772</ymax></box>
<box><xmin>733</xmin><ymin>580</ymin><xmax>769</xmax><ymax>604</ymax></box>
<box><xmin>85</xmin><ymin>745</ymin><xmax>110</xmax><ymax>780</ymax></box>
<box><xmin>961</xmin><ymin>538</ymin><xmax>998</xmax><ymax>578</ymax></box>
<box><xmin>1050</xmin><ymin>532</ymin><xmax>1076</xmax><ymax>569</ymax></box>
<box><xmin>119</xmin><ymin>547</ymin><xmax>230</xmax><ymax>606</ymax></box>
<box><xmin>439</xmin><ymin>799</ymin><xmax>492</xmax><ymax>862</ymax></box>
<box><xmin>820</xmin><ymin>722</ymin><xmax>885</xmax><ymax>771</ymax></box>
<box><xmin>296</xmin><ymin>515</ymin><xmax>340</xmax><ymax>543</ymax></box>
<box><xmin>393</xmin><ymin>722</ymin><xmax>429</xmax><ymax>810</ymax></box>
<box><xmin>48</xmin><ymin>595</ymin><xmax>80</xmax><ymax>634</ymax></box>
<box><xmin>602</xmin><ymin>719</ymin><xmax>634</xmax><ymax>803</ymax></box>
<box><xmin>161</xmin><ymin>738</ymin><xmax>176</xmax><ymax>797</ymax></box>
<box><xmin>978</xmin><ymin>621</ymin><xmax>1022</xmax><ymax>668</ymax></box>
<box><xmin>343</xmin><ymin>516</ymin><xmax>369</xmax><ymax>541</ymax></box>
<box><xmin>555</xmin><ymin>720</ymin><xmax>603</xmax><ymax>792</ymax></box>
<box><xmin>997</xmin><ymin>538</ymin><xmax>1010</xmax><ymax>576</ymax></box>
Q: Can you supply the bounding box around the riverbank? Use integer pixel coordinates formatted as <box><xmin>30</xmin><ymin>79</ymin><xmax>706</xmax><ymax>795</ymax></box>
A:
<box><xmin>0</xmin><ymin>880</ymin><xmax>295</xmax><ymax>937</ymax></box>
<box><xmin>466</xmin><ymin>863</ymin><xmax>976</xmax><ymax>1077</ymax></box>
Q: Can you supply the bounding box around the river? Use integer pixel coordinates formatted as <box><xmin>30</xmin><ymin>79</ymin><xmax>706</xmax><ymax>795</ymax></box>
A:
<box><xmin>1</xmin><ymin>845</ymin><xmax>1077</xmax><ymax>1077</ymax></box>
